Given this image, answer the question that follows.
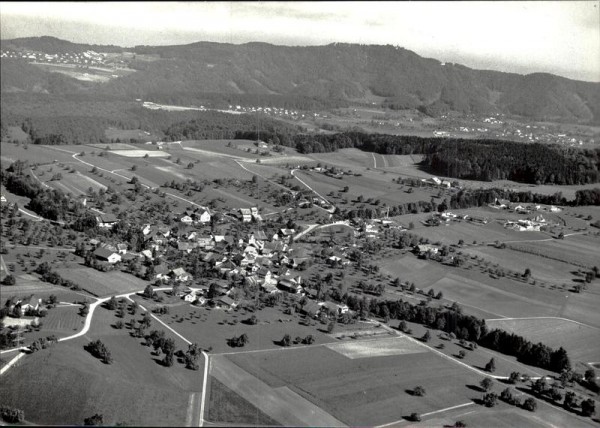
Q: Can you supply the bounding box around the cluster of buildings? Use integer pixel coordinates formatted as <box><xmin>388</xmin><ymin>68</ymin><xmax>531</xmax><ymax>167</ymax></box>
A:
<box><xmin>490</xmin><ymin>199</ymin><xmax>561</xmax><ymax>214</ymax></box>
<box><xmin>1</xmin><ymin>49</ymin><xmax>108</xmax><ymax>66</ymax></box>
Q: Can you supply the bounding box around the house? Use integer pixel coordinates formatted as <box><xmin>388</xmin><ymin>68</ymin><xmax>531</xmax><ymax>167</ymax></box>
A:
<box><xmin>440</xmin><ymin>180</ymin><xmax>452</xmax><ymax>188</ymax></box>
<box><xmin>217</xmin><ymin>296</ymin><xmax>238</xmax><ymax>309</ymax></box>
<box><xmin>467</xmin><ymin>215</ymin><xmax>488</xmax><ymax>225</ymax></box>
<box><xmin>197</xmin><ymin>209</ymin><xmax>211</xmax><ymax>223</ymax></box>
<box><xmin>141</xmin><ymin>249</ymin><xmax>153</xmax><ymax>260</ymax></box>
<box><xmin>142</xmin><ymin>224</ymin><xmax>152</xmax><ymax>235</ymax></box>
<box><xmin>116</xmin><ymin>243</ymin><xmax>128</xmax><ymax>254</ymax></box>
<box><xmin>170</xmin><ymin>267</ymin><xmax>191</xmax><ymax>282</ymax></box>
<box><xmin>177</xmin><ymin>242</ymin><xmax>196</xmax><ymax>253</ymax></box>
<box><xmin>20</xmin><ymin>295</ymin><xmax>42</xmax><ymax>312</ymax></box>
<box><xmin>195</xmin><ymin>296</ymin><xmax>207</xmax><ymax>306</ymax></box>
<box><xmin>261</xmin><ymin>283</ymin><xmax>279</xmax><ymax>294</ymax></box>
<box><xmin>158</xmin><ymin>227</ymin><xmax>171</xmax><ymax>237</ymax></box>
<box><xmin>549</xmin><ymin>205</ymin><xmax>561</xmax><ymax>212</ymax></box>
<box><xmin>153</xmin><ymin>263</ymin><xmax>170</xmax><ymax>280</ymax></box>
<box><xmin>301</xmin><ymin>301</ymin><xmax>321</xmax><ymax>318</ymax></box>
<box><xmin>320</xmin><ymin>301</ymin><xmax>349</xmax><ymax>316</ymax></box>
<box><xmin>279</xmin><ymin>228</ymin><xmax>295</xmax><ymax>238</ymax></box>
<box><xmin>431</xmin><ymin>177</ymin><xmax>442</xmax><ymax>185</ymax></box>
<box><xmin>0</xmin><ymin>193</ymin><xmax>7</xmax><ymax>204</ymax></box>
<box><xmin>252</xmin><ymin>213</ymin><xmax>263</xmax><ymax>222</ymax></box>
<box><xmin>183</xmin><ymin>292</ymin><xmax>197</xmax><ymax>303</ymax></box>
<box><xmin>93</xmin><ymin>247</ymin><xmax>121</xmax><ymax>264</ymax></box>
<box><xmin>278</xmin><ymin>277</ymin><xmax>303</xmax><ymax>294</ymax></box>
<box><xmin>415</xmin><ymin>244</ymin><xmax>438</xmax><ymax>257</ymax></box>
<box><xmin>252</xmin><ymin>230</ymin><xmax>268</xmax><ymax>241</ymax></box>
<box><xmin>240</xmin><ymin>208</ymin><xmax>252</xmax><ymax>222</ymax></box>
<box><xmin>197</xmin><ymin>237</ymin><xmax>213</xmax><ymax>248</ymax></box>
<box><xmin>96</xmin><ymin>213</ymin><xmax>118</xmax><ymax>228</ymax></box>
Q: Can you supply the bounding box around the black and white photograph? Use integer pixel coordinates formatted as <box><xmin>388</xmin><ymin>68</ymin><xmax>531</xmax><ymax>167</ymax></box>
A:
<box><xmin>0</xmin><ymin>1</ymin><xmax>599</xmax><ymax>427</ymax></box>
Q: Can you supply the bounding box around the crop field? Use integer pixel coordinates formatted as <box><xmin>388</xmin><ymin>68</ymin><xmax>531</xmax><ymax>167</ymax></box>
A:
<box><xmin>486</xmin><ymin>318</ymin><xmax>600</xmax><ymax>363</ymax></box>
<box><xmin>207</xmin><ymin>377</ymin><xmax>279</xmax><ymax>425</ymax></box>
<box><xmin>54</xmin><ymin>268</ymin><xmax>149</xmax><ymax>297</ymax></box>
<box><xmin>0</xmin><ymin>306</ymin><xmax>203</xmax><ymax>426</ymax></box>
<box><xmin>325</xmin><ymin>335</ymin><xmax>426</xmax><ymax>359</ymax></box>
<box><xmin>225</xmin><ymin>337</ymin><xmax>487</xmax><ymax>427</ymax></box>
<box><xmin>88</xmin><ymin>142</ymin><xmax>140</xmax><ymax>150</ymax></box>
<box><xmin>25</xmin><ymin>305</ymin><xmax>84</xmax><ymax>343</ymax></box>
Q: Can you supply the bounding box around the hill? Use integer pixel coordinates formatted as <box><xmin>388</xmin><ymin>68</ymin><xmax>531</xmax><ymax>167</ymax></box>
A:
<box><xmin>1</xmin><ymin>38</ymin><xmax>599</xmax><ymax>124</ymax></box>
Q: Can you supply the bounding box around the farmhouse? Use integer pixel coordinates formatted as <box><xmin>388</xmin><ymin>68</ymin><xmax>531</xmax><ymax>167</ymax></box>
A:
<box><xmin>96</xmin><ymin>213</ymin><xmax>118</xmax><ymax>228</ymax></box>
<box><xmin>415</xmin><ymin>244</ymin><xmax>438</xmax><ymax>257</ymax></box>
<box><xmin>197</xmin><ymin>209</ymin><xmax>211</xmax><ymax>223</ymax></box>
<box><xmin>240</xmin><ymin>208</ymin><xmax>252</xmax><ymax>222</ymax></box>
<box><xmin>183</xmin><ymin>292</ymin><xmax>197</xmax><ymax>303</ymax></box>
<box><xmin>302</xmin><ymin>301</ymin><xmax>321</xmax><ymax>318</ymax></box>
<box><xmin>20</xmin><ymin>295</ymin><xmax>42</xmax><ymax>312</ymax></box>
<box><xmin>170</xmin><ymin>267</ymin><xmax>191</xmax><ymax>282</ymax></box>
<box><xmin>217</xmin><ymin>295</ymin><xmax>238</xmax><ymax>309</ymax></box>
<box><xmin>93</xmin><ymin>247</ymin><xmax>121</xmax><ymax>264</ymax></box>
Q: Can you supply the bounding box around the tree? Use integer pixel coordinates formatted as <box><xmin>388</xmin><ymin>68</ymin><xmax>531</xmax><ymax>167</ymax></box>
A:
<box><xmin>421</xmin><ymin>330</ymin><xmax>431</xmax><ymax>342</ymax></box>
<box><xmin>281</xmin><ymin>334</ymin><xmax>291</xmax><ymax>347</ymax></box>
<box><xmin>187</xmin><ymin>162</ymin><xmax>194</xmax><ymax>169</ymax></box>
<box><xmin>458</xmin><ymin>350</ymin><xmax>466</xmax><ymax>359</ymax></box>
<box><xmin>563</xmin><ymin>391</ymin><xmax>577</xmax><ymax>410</ymax></box>
<box><xmin>549</xmin><ymin>386</ymin><xmax>562</xmax><ymax>402</ymax></box>
<box><xmin>584</xmin><ymin>368</ymin><xmax>596</xmax><ymax>383</ymax></box>
<box><xmin>581</xmin><ymin>399</ymin><xmax>596</xmax><ymax>417</ymax></box>
<box><xmin>409</xmin><ymin>413</ymin><xmax>421</xmax><ymax>422</ymax></box>
<box><xmin>508</xmin><ymin>372</ymin><xmax>521</xmax><ymax>384</ymax></box>
<box><xmin>106</xmin><ymin>296</ymin><xmax>118</xmax><ymax>310</ymax></box>
<box><xmin>83</xmin><ymin>414</ymin><xmax>104</xmax><ymax>425</ymax></box>
<box><xmin>480</xmin><ymin>377</ymin><xmax>493</xmax><ymax>392</ymax></box>
<box><xmin>2</xmin><ymin>275</ymin><xmax>15</xmax><ymax>285</ymax></box>
<box><xmin>485</xmin><ymin>357</ymin><xmax>496</xmax><ymax>373</ymax></box>
<box><xmin>398</xmin><ymin>320</ymin><xmax>407</xmax><ymax>333</ymax></box>
<box><xmin>522</xmin><ymin>397</ymin><xmax>537</xmax><ymax>412</ymax></box>
<box><xmin>454</xmin><ymin>421</ymin><xmax>467</xmax><ymax>428</ymax></box>
<box><xmin>413</xmin><ymin>386</ymin><xmax>426</xmax><ymax>396</ymax></box>
<box><xmin>327</xmin><ymin>320</ymin><xmax>336</xmax><ymax>333</ymax></box>
<box><xmin>523</xmin><ymin>268</ymin><xmax>531</xmax><ymax>279</ymax></box>
<box><xmin>482</xmin><ymin>392</ymin><xmax>498</xmax><ymax>407</ymax></box>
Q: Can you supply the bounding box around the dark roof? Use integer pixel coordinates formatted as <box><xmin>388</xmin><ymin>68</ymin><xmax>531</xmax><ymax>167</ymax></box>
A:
<box><xmin>94</xmin><ymin>247</ymin><xmax>117</xmax><ymax>259</ymax></box>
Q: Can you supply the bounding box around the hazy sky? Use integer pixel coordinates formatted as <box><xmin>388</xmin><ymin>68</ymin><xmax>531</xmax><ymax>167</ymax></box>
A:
<box><xmin>1</xmin><ymin>1</ymin><xmax>599</xmax><ymax>81</ymax></box>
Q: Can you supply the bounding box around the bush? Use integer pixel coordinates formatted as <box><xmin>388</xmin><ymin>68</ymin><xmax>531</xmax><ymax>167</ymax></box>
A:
<box><xmin>413</xmin><ymin>386</ymin><xmax>426</xmax><ymax>396</ymax></box>
<box><xmin>409</xmin><ymin>412</ymin><xmax>421</xmax><ymax>422</ymax></box>
<box><xmin>0</xmin><ymin>406</ymin><xmax>25</xmax><ymax>423</ymax></box>
<box><xmin>522</xmin><ymin>397</ymin><xmax>537</xmax><ymax>412</ymax></box>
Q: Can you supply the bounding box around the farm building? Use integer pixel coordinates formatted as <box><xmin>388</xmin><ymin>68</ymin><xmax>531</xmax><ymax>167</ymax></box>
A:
<box><xmin>170</xmin><ymin>267</ymin><xmax>191</xmax><ymax>282</ymax></box>
<box><xmin>217</xmin><ymin>295</ymin><xmax>238</xmax><ymax>309</ymax></box>
<box><xmin>96</xmin><ymin>213</ymin><xmax>119</xmax><ymax>228</ymax></box>
<box><xmin>278</xmin><ymin>277</ymin><xmax>303</xmax><ymax>294</ymax></box>
<box><xmin>196</xmin><ymin>209</ymin><xmax>211</xmax><ymax>223</ymax></box>
<box><xmin>239</xmin><ymin>208</ymin><xmax>252</xmax><ymax>222</ymax></box>
<box><xmin>93</xmin><ymin>247</ymin><xmax>121</xmax><ymax>264</ymax></box>
<box><xmin>302</xmin><ymin>301</ymin><xmax>321</xmax><ymax>318</ymax></box>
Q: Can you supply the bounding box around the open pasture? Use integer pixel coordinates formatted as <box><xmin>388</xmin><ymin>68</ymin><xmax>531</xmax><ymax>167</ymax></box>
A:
<box><xmin>1</xmin><ymin>142</ymin><xmax>77</xmax><ymax>165</ymax></box>
<box><xmin>103</xmin><ymin>128</ymin><xmax>161</xmax><ymax>142</ymax></box>
<box><xmin>88</xmin><ymin>142</ymin><xmax>140</xmax><ymax>151</ymax></box>
<box><xmin>226</xmin><ymin>337</ymin><xmax>486</xmax><ymax>427</ymax></box>
<box><xmin>55</xmin><ymin>268</ymin><xmax>149</xmax><ymax>297</ymax></box>
<box><xmin>326</xmin><ymin>335</ymin><xmax>426</xmax><ymax>359</ymax></box>
<box><xmin>147</xmin><ymin>302</ymin><xmax>336</xmax><ymax>354</ymax></box>
<box><xmin>45</xmin><ymin>171</ymin><xmax>106</xmax><ymax>196</ymax></box>
<box><xmin>507</xmin><ymin>236</ymin><xmax>600</xmax><ymax>269</ymax></box>
<box><xmin>0</xmin><ymin>306</ymin><xmax>202</xmax><ymax>426</ymax></box>
<box><xmin>486</xmin><ymin>318</ymin><xmax>600</xmax><ymax>363</ymax></box>
<box><xmin>461</xmin><ymin>245</ymin><xmax>580</xmax><ymax>285</ymax></box>
<box><xmin>413</xmin><ymin>219</ymin><xmax>546</xmax><ymax>246</ymax></box>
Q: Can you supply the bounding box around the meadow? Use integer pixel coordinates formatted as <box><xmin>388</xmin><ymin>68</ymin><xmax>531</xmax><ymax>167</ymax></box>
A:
<box><xmin>55</xmin><ymin>267</ymin><xmax>149</xmax><ymax>297</ymax></box>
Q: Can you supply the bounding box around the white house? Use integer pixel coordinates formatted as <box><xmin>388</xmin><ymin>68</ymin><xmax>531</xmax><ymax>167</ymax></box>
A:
<box><xmin>197</xmin><ymin>209</ymin><xmax>211</xmax><ymax>223</ymax></box>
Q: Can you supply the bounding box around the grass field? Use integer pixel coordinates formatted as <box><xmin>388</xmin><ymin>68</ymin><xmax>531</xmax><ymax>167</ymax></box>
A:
<box><xmin>55</xmin><ymin>268</ymin><xmax>149</xmax><ymax>297</ymax></box>
<box><xmin>130</xmin><ymin>298</ymin><xmax>336</xmax><ymax>354</ymax></box>
<box><xmin>0</xmin><ymin>306</ymin><xmax>203</xmax><ymax>426</ymax></box>
<box><xmin>225</xmin><ymin>337</ymin><xmax>485</xmax><ymax>427</ymax></box>
<box><xmin>102</xmin><ymin>128</ymin><xmax>161</xmax><ymax>142</ymax></box>
<box><xmin>486</xmin><ymin>318</ymin><xmax>600</xmax><ymax>363</ymax></box>
<box><xmin>111</xmin><ymin>150</ymin><xmax>171</xmax><ymax>158</ymax></box>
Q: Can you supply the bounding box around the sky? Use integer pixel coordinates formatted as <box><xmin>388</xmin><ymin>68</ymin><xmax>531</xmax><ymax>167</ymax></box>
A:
<box><xmin>1</xmin><ymin>1</ymin><xmax>599</xmax><ymax>82</ymax></box>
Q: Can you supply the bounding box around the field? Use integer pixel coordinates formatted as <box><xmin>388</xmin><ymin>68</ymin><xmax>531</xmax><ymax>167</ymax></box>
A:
<box><xmin>0</xmin><ymin>305</ymin><xmax>203</xmax><ymax>426</ymax></box>
<box><xmin>55</xmin><ymin>267</ymin><xmax>149</xmax><ymax>297</ymax></box>
<box><xmin>129</xmin><ymin>296</ymin><xmax>336</xmax><ymax>354</ymax></box>
<box><xmin>111</xmin><ymin>149</ymin><xmax>171</xmax><ymax>158</ymax></box>
<box><xmin>102</xmin><ymin>128</ymin><xmax>161</xmax><ymax>142</ymax></box>
<box><xmin>222</xmin><ymin>336</ymin><xmax>489</xmax><ymax>426</ymax></box>
<box><xmin>486</xmin><ymin>318</ymin><xmax>600</xmax><ymax>363</ymax></box>
<box><xmin>207</xmin><ymin>377</ymin><xmax>279</xmax><ymax>425</ymax></box>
